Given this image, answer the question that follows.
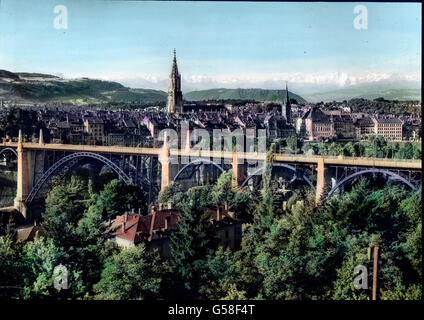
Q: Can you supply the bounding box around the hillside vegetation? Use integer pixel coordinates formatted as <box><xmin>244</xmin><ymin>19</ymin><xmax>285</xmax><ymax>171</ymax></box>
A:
<box><xmin>0</xmin><ymin>70</ymin><xmax>167</xmax><ymax>104</ymax></box>
<box><xmin>184</xmin><ymin>88</ymin><xmax>307</xmax><ymax>103</ymax></box>
<box><xmin>304</xmin><ymin>85</ymin><xmax>421</xmax><ymax>102</ymax></box>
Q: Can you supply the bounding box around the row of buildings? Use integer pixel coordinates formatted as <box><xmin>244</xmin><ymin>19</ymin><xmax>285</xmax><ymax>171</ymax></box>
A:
<box><xmin>3</xmin><ymin>99</ymin><xmax>413</xmax><ymax>147</ymax></box>
<box><xmin>296</xmin><ymin>107</ymin><xmax>405</xmax><ymax>141</ymax></box>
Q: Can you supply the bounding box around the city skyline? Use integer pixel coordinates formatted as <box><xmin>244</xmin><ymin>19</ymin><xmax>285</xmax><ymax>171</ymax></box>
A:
<box><xmin>0</xmin><ymin>1</ymin><xmax>421</xmax><ymax>92</ymax></box>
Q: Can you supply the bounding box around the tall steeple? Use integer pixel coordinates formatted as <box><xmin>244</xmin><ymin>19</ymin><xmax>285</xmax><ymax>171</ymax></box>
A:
<box><xmin>172</xmin><ymin>49</ymin><xmax>178</xmax><ymax>75</ymax></box>
<box><xmin>167</xmin><ymin>49</ymin><xmax>183</xmax><ymax>114</ymax></box>
<box><xmin>282</xmin><ymin>81</ymin><xmax>292</xmax><ymax>124</ymax></box>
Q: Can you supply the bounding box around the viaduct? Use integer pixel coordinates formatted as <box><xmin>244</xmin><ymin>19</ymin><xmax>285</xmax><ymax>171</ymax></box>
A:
<box><xmin>0</xmin><ymin>131</ymin><xmax>421</xmax><ymax>220</ymax></box>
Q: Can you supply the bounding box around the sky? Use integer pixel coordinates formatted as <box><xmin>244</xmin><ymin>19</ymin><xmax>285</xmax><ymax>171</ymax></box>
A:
<box><xmin>0</xmin><ymin>1</ymin><xmax>421</xmax><ymax>91</ymax></box>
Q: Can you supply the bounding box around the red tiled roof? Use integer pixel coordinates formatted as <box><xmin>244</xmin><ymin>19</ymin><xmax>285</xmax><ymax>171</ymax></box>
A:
<box><xmin>109</xmin><ymin>206</ymin><xmax>237</xmax><ymax>245</ymax></box>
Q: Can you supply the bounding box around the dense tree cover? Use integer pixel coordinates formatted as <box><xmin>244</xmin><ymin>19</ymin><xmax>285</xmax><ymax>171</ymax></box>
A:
<box><xmin>300</xmin><ymin>135</ymin><xmax>421</xmax><ymax>160</ymax></box>
<box><xmin>346</xmin><ymin>98</ymin><xmax>421</xmax><ymax>117</ymax></box>
<box><xmin>0</xmin><ymin>166</ymin><xmax>421</xmax><ymax>299</ymax></box>
<box><xmin>318</xmin><ymin>98</ymin><xmax>421</xmax><ymax>116</ymax></box>
<box><xmin>227</xmin><ymin>180</ymin><xmax>422</xmax><ymax>300</ymax></box>
<box><xmin>270</xmin><ymin>132</ymin><xmax>421</xmax><ymax>160</ymax></box>
<box><xmin>0</xmin><ymin>177</ymin><xmax>146</xmax><ymax>299</ymax></box>
<box><xmin>93</xmin><ymin>244</ymin><xmax>168</xmax><ymax>300</ymax></box>
<box><xmin>167</xmin><ymin>187</ymin><xmax>220</xmax><ymax>299</ymax></box>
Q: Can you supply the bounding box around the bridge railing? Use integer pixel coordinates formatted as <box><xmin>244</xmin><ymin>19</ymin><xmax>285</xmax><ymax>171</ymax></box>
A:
<box><xmin>274</xmin><ymin>152</ymin><xmax>421</xmax><ymax>164</ymax></box>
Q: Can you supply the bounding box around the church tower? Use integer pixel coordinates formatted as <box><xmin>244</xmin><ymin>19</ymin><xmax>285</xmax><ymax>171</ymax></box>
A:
<box><xmin>282</xmin><ymin>81</ymin><xmax>291</xmax><ymax>124</ymax></box>
<box><xmin>167</xmin><ymin>49</ymin><xmax>183</xmax><ymax>114</ymax></box>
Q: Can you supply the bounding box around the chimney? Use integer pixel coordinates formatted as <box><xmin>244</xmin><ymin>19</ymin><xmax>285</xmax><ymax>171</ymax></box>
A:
<box><xmin>158</xmin><ymin>203</ymin><xmax>163</xmax><ymax>211</ymax></box>
<box><xmin>164</xmin><ymin>215</ymin><xmax>170</xmax><ymax>230</ymax></box>
<box><xmin>216</xmin><ymin>207</ymin><xmax>221</xmax><ymax>222</ymax></box>
<box><xmin>167</xmin><ymin>202</ymin><xmax>172</xmax><ymax>209</ymax></box>
<box><xmin>149</xmin><ymin>209</ymin><xmax>157</xmax><ymax>241</ymax></box>
<box><xmin>138</xmin><ymin>208</ymin><xmax>141</xmax><ymax>215</ymax></box>
<box><xmin>224</xmin><ymin>202</ymin><xmax>229</xmax><ymax>213</ymax></box>
<box><xmin>131</xmin><ymin>208</ymin><xmax>135</xmax><ymax>214</ymax></box>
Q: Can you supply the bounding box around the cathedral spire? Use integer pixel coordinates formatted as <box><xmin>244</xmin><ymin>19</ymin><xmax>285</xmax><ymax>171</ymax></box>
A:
<box><xmin>171</xmin><ymin>48</ymin><xmax>179</xmax><ymax>76</ymax></box>
<box><xmin>167</xmin><ymin>49</ymin><xmax>183</xmax><ymax>114</ymax></box>
<box><xmin>282</xmin><ymin>81</ymin><xmax>292</xmax><ymax>124</ymax></box>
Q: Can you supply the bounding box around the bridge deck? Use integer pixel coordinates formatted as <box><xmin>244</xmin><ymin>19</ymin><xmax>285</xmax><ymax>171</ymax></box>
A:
<box><xmin>1</xmin><ymin>141</ymin><xmax>421</xmax><ymax>169</ymax></box>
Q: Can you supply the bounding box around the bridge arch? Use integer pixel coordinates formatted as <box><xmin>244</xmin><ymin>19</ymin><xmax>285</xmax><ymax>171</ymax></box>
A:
<box><xmin>25</xmin><ymin>152</ymin><xmax>132</xmax><ymax>204</ymax></box>
<box><xmin>173</xmin><ymin>159</ymin><xmax>224</xmax><ymax>182</ymax></box>
<box><xmin>0</xmin><ymin>147</ymin><xmax>18</xmax><ymax>158</ymax></box>
<box><xmin>327</xmin><ymin>169</ymin><xmax>417</xmax><ymax>197</ymax></box>
<box><xmin>241</xmin><ymin>163</ymin><xmax>315</xmax><ymax>189</ymax></box>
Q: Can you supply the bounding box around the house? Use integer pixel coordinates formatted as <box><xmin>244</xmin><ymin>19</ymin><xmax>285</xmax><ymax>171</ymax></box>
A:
<box><xmin>108</xmin><ymin>204</ymin><xmax>242</xmax><ymax>257</ymax></box>
<box><xmin>372</xmin><ymin>117</ymin><xmax>403</xmax><ymax>141</ymax></box>
<box><xmin>354</xmin><ymin>116</ymin><xmax>375</xmax><ymax>138</ymax></box>
<box><xmin>297</xmin><ymin>106</ymin><xmax>335</xmax><ymax>140</ymax></box>
<box><xmin>83</xmin><ymin>118</ymin><xmax>105</xmax><ymax>143</ymax></box>
<box><xmin>331</xmin><ymin>114</ymin><xmax>355</xmax><ymax>139</ymax></box>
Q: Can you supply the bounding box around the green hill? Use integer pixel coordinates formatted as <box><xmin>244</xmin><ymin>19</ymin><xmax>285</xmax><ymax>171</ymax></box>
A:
<box><xmin>1</xmin><ymin>70</ymin><xmax>309</xmax><ymax>105</ymax></box>
<box><xmin>304</xmin><ymin>86</ymin><xmax>421</xmax><ymax>102</ymax></box>
<box><xmin>185</xmin><ymin>88</ymin><xmax>306</xmax><ymax>103</ymax></box>
<box><xmin>0</xmin><ymin>70</ymin><xmax>167</xmax><ymax>104</ymax></box>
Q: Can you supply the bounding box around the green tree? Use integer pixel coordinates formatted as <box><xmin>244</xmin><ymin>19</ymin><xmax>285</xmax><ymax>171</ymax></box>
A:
<box><xmin>328</xmin><ymin>142</ymin><xmax>341</xmax><ymax>156</ymax></box>
<box><xmin>45</xmin><ymin>175</ymin><xmax>90</xmax><ymax>226</ymax></box>
<box><xmin>169</xmin><ymin>187</ymin><xmax>219</xmax><ymax>299</ymax></box>
<box><xmin>286</xmin><ymin>134</ymin><xmax>303</xmax><ymax>154</ymax></box>
<box><xmin>397</xmin><ymin>142</ymin><xmax>414</xmax><ymax>159</ymax></box>
<box><xmin>342</xmin><ymin>142</ymin><xmax>355</xmax><ymax>157</ymax></box>
<box><xmin>0</xmin><ymin>236</ymin><xmax>25</xmax><ymax>298</ymax></box>
<box><xmin>232</xmin><ymin>227</ymin><xmax>264</xmax><ymax>299</ymax></box>
<box><xmin>92</xmin><ymin>179</ymin><xmax>145</xmax><ymax>220</ymax></box>
<box><xmin>255</xmin><ymin>198</ymin><xmax>342</xmax><ymax>299</ymax></box>
<box><xmin>94</xmin><ymin>244</ymin><xmax>167</xmax><ymax>300</ymax></box>
<box><xmin>158</xmin><ymin>182</ymin><xmax>186</xmax><ymax>209</ymax></box>
<box><xmin>367</xmin><ymin>135</ymin><xmax>387</xmax><ymax>158</ymax></box>
<box><xmin>229</xmin><ymin>189</ymin><xmax>254</xmax><ymax>223</ymax></box>
<box><xmin>20</xmin><ymin>236</ymin><xmax>85</xmax><ymax>299</ymax></box>
<box><xmin>210</xmin><ymin>170</ymin><xmax>233</xmax><ymax>207</ymax></box>
<box><xmin>332</xmin><ymin>234</ymin><xmax>371</xmax><ymax>300</ymax></box>
<box><xmin>41</xmin><ymin>177</ymin><xmax>135</xmax><ymax>298</ymax></box>
<box><xmin>199</xmin><ymin>248</ymin><xmax>239</xmax><ymax>299</ymax></box>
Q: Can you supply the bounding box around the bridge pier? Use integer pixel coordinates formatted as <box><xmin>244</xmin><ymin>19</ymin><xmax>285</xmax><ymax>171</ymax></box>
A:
<box><xmin>14</xmin><ymin>138</ymin><xmax>35</xmax><ymax>219</ymax></box>
<box><xmin>159</xmin><ymin>139</ymin><xmax>171</xmax><ymax>192</ymax></box>
<box><xmin>315</xmin><ymin>157</ymin><xmax>326</xmax><ymax>203</ymax></box>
